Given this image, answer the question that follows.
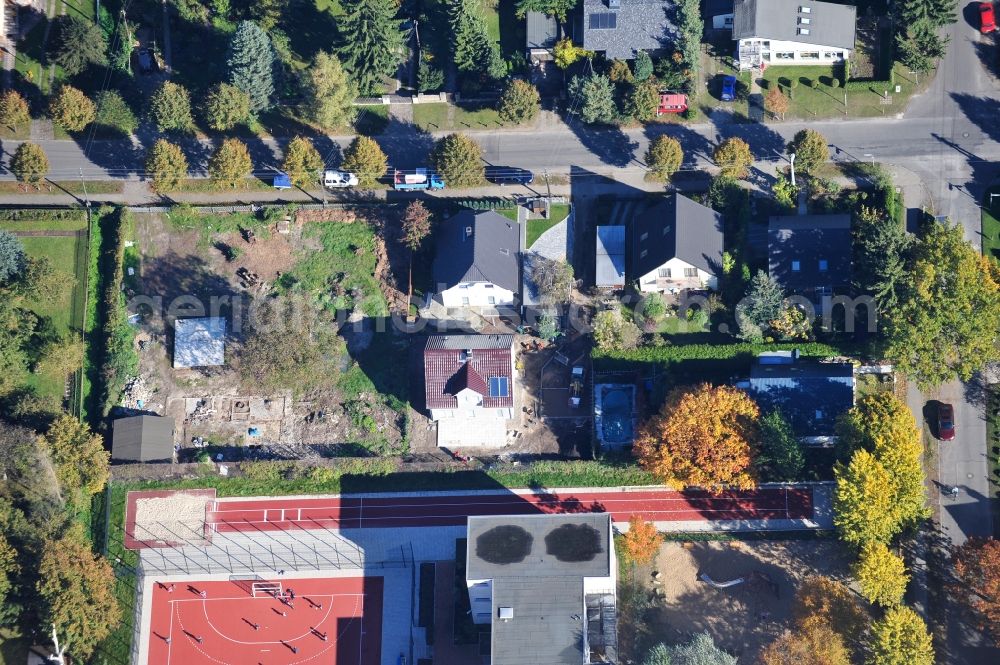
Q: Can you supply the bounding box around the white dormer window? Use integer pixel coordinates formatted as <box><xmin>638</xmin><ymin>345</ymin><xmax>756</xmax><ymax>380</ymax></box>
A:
<box><xmin>799</xmin><ymin>5</ymin><xmax>811</xmax><ymax>12</ymax></box>
<box><xmin>640</xmin><ymin>232</ymin><xmax>649</xmax><ymax>241</ymax></box>
<box><xmin>798</xmin><ymin>28</ymin><xmax>810</xmax><ymax>35</ymax></box>
<box><xmin>799</xmin><ymin>17</ymin><xmax>811</xmax><ymax>24</ymax></box>
<box><xmin>818</xmin><ymin>259</ymin><xmax>828</xmax><ymax>272</ymax></box>
<box><xmin>640</xmin><ymin>249</ymin><xmax>648</xmax><ymax>258</ymax></box>
<box><xmin>791</xmin><ymin>260</ymin><xmax>801</xmax><ymax>272</ymax></box>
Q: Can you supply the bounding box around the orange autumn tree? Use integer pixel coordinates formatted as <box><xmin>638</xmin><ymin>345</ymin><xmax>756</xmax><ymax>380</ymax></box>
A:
<box><xmin>634</xmin><ymin>383</ymin><xmax>761</xmax><ymax>493</ymax></box>
<box><xmin>953</xmin><ymin>537</ymin><xmax>1000</xmax><ymax>642</ymax></box>
<box><xmin>621</xmin><ymin>515</ymin><xmax>663</xmax><ymax>565</ymax></box>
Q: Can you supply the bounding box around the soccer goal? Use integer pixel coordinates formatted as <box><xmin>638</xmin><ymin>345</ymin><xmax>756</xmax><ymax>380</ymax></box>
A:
<box><xmin>251</xmin><ymin>581</ymin><xmax>283</xmax><ymax>598</ymax></box>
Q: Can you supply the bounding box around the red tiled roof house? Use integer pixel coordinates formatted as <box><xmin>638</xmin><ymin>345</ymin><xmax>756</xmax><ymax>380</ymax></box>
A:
<box><xmin>423</xmin><ymin>334</ymin><xmax>516</xmax><ymax>424</ymax></box>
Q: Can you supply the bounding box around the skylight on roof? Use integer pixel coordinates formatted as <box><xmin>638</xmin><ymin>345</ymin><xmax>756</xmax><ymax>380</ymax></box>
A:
<box><xmin>489</xmin><ymin>376</ymin><xmax>509</xmax><ymax>397</ymax></box>
<box><xmin>589</xmin><ymin>12</ymin><xmax>617</xmax><ymax>29</ymax></box>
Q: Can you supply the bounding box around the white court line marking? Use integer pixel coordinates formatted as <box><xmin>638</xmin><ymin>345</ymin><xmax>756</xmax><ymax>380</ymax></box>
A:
<box><xmin>173</xmin><ymin>594</ymin><xmax>364</xmax><ymax>665</ymax></box>
<box><xmin>167</xmin><ymin>593</ymin><xmax>365</xmax><ymax>604</ymax></box>
<box><xmin>167</xmin><ymin>599</ymin><xmax>174</xmax><ymax>664</ymax></box>
<box><xmin>198</xmin><ymin>594</ymin><xmax>359</xmax><ymax>645</ymax></box>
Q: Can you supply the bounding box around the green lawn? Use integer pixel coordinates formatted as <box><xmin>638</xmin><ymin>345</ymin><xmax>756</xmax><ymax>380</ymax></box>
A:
<box><xmin>354</xmin><ymin>104</ymin><xmax>389</xmax><ymax>135</ymax></box>
<box><xmin>525</xmin><ymin>204</ymin><xmax>571</xmax><ymax>248</ymax></box>
<box><xmin>412</xmin><ymin>103</ymin><xmax>504</xmax><ymax>131</ymax></box>
<box><xmin>9</xmin><ymin>230</ymin><xmax>89</xmax><ymax>403</ymax></box>
<box><xmin>0</xmin><ymin>180</ymin><xmax>123</xmax><ymax>195</ymax></box>
<box><xmin>761</xmin><ymin>62</ymin><xmax>924</xmax><ymax>120</ymax></box>
<box><xmin>484</xmin><ymin>0</ymin><xmax>500</xmax><ymax>45</ymax></box>
<box><xmin>983</xmin><ymin>185</ymin><xmax>1000</xmax><ymax>263</ymax></box>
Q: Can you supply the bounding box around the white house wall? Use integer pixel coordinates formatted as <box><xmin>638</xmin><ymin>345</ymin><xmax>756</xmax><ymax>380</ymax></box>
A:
<box><xmin>638</xmin><ymin>257</ymin><xmax>718</xmax><ymax>292</ymax></box>
<box><xmin>440</xmin><ymin>282</ymin><xmax>516</xmax><ymax>308</ymax></box>
<box><xmin>738</xmin><ymin>38</ymin><xmax>851</xmax><ymax>66</ymax></box>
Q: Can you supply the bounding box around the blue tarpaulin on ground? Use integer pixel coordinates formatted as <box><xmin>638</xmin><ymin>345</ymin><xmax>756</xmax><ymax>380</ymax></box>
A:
<box><xmin>273</xmin><ymin>173</ymin><xmax>292</xmax><ymax>189</ymax></box>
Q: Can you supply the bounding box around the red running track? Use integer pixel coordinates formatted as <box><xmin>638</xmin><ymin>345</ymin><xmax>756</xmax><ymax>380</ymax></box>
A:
<box><xmin>146</xmin><ymin>575</ymin><xmax>382</xmax><ymax>665</ymax></box>
<box><xmin>205</xmin><ymin>488</ymin><xmax>813</xmax><ymax>533</ymax></box>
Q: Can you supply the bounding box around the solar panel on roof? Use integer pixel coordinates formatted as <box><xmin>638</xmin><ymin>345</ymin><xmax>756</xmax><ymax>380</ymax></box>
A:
<box><xmin>588</xmin><ymin>12</ymin><xmax>617</xmax><ymax>29</ymax></box>
<box><xmin>489</xmin><ymin>376</ymin><xmax>509</xmax><ymax>397</ymax></box>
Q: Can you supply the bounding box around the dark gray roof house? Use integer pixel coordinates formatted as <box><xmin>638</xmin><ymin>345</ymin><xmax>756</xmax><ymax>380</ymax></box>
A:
<box><xmin>432</xmin><ymin>210</ymin><xmax>520</xmax><ymax>292</ymax></box>
<box><xmin>112</xmin><ymin>415</ymin><xmax>175</xmax><ymax>462</ymax></box>
<box><xmin>733</xmin><ymin>0</ymin><xmax>857</xmax><ymax>50</ymax></box>
<box><xmin>466</xmin><ymin>513</ymin><xmax>616</xmax><ymax>665</ymax></box>
<box><xmin>768</xmin><ymin>214</ymin><xmax>852</xmax><ymax>298</ymax></box>
<box><xmin>747</xmin><ymin>352</ymin><xmax>855</xmax><ymax>438</ymax></box>
<box><xmin>631</xmin><ymin>193</ymin><xmax>724</xmax><ymax>280</ymax></box>
<box><xmin>579</xmin><ymin>0</ymin><xmax>675</xmax><ymax>60</ymax></box>
<box><xmin>526</xmin><ymin>11</ymin><xmax>559</xmax><ymax>50</ymax></box>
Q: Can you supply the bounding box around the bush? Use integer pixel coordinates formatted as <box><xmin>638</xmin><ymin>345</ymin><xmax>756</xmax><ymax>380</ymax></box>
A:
<box><xmin>241</xmin><ymin>460</ymin><xmax>293</xmax><ymax>481</ymax></box>
<box><xmin>830</xmin><ymin>78</ymin><xmax>841</xmax><ymax>89</ymax></box>
<box><xmin>593</xmin><ymin>341</ymin><xmax>845</xmax><ymax>363</ymax></box>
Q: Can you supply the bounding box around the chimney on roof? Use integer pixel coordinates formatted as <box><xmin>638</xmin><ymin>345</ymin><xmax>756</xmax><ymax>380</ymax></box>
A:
<box><xmin>461</xmin><ymin>349</ymin><xmax>474</xmax><ymax>362</ymax></box>
<box><xmin>498</xmin><ymin>607</ymin><xmax>514</xmax><ymax>621</ymax></box>
<box><xmin>608</xmin><ymin>0</ymin><xmax>620</xmax><ymax>9</ymax></box>
<box><xmin>465</xmin><ymin>226</ymin><xmax>473</xmax><ymax>239</ymax></box>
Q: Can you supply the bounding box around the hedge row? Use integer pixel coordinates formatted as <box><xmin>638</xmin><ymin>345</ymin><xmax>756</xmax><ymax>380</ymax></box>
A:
<box><xmin>592</xmin><ymin>341</ymin><xmax>847</xmax><ymax>363</ymax></box>
<box><xmin>96</xmin><ymin>207</ymin><xmax>138</xmax><ymax>418</ymax></box>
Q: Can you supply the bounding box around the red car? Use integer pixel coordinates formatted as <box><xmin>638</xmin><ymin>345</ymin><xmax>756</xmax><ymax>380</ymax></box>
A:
<box><xmin>938</xmin><ymin>403</ymin><xmax>956</xmax><ymax>441</ymax></box>
<box><xmin>981</xmin><ymin>2</ymin><xmax>996</xmax><ymax>34</ymax></box>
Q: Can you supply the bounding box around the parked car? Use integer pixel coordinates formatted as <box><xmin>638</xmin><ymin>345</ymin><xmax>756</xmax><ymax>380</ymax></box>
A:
<box><xmin>485</xmin><ymin>166</ymin><xmax>534</xmax><ymax>186</ymax></box>
<box><xmin>656</xmin><ymin>92</ymin><xmax>688</xmax><ymax>115</ymax></box>
<box><xmin>323</xmin><ymin>170</ymin><xmax>359</xmax><ymax>188</ymax></box>
<box><xmin>937</xmin><ymin>402</ymin><xmax>956</xmax><ymax>441</ymax></box>
<box><xmin>981</xmin><ymin>1</ymin><xmax>996</xmax><ymax>33</ymax></box>
<box><xmin>393</xmin><ymin>168</ymin><xmax>445</xmax><ymax>191</ymax></box>
<box><xmin>720</xmin><ymin>75</ymin><xmax>737</xmax><ymax>102</ymax></box>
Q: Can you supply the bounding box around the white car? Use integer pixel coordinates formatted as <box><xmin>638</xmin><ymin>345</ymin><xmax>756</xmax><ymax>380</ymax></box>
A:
<box><xmin>323</xmin><ymin>170</ymin><xmax>359</xmax><ymax>188</ymax></box>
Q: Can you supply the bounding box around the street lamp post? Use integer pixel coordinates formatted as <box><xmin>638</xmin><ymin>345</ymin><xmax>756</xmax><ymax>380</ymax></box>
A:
<box><xmin>863</xmin><ymin>153</ymin><xmax>875</xmax><ymax>167</ymax></box>
<box><xmin>789</xmin><ymin>153</ymin><xmax>796</xmax><ymax>187</ymax></box>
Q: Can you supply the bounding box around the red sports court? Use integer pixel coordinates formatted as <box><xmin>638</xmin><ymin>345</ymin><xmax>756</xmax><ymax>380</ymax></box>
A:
<box><xmin>146</xmin><ymin>576</ymin><xmax>382</xmax><ymax>665</ymax></box>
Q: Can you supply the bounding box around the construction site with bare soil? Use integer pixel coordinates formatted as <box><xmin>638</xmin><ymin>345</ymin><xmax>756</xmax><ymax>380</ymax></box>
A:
<box><xmin>120</xmin><ymin>206</ymin><xmax>411</xmax><ymax>459</ymax></box>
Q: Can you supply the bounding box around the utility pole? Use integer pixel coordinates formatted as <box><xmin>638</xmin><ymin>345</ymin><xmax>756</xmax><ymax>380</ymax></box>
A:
<box><xmin>789</xmin><ymin>153</ymin><xmax>796</xmax><ymax>187</ymax></box>
<box><xmin>79</xmin><ymin>168</ymin><xmax>90</xmax><ymax>208</ymax></box>
<box><xmin>543</xmin><ymin>169</ymin><xmax>552</xmax><ymax>219</ymax></box>
<box><xmin>51</xmin><ymin>625</ymin><xmax>66</xmax><ymax>664</ymax></box>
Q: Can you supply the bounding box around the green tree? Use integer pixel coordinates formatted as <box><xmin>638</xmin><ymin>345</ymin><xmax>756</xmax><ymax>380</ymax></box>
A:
<box><xmin>94</xmin><ymin>90</ymin><xmax>138</xmax><ymax>135</ymax></box>
<box><xmin>49</xmin><ymin>16</ymin><xmax>106</xmax><ymax>76</ymax></box>
<box><xmin>250</xmin><ymin>0</ymin><xmax>288</xmax><ymax>30</ymax></box>
<box><xmin>498</xmin><ymin>79</ymin><xmax>540</xmax><ymax>125</ymax></box>
<box><xmin>450</xmin><ymin>0</ymin><xmax>504</xmax><ymax>80</ymax></box>
<box><xmin>48</xmin><ymin>85</ymin><xmax>96</xmax><ymax>132</ymax></box>
<box><xmin>0</xmin><ymin>90</ymin><xmax>30</xmax><ymax>132</ymax></box>
<box><xmin>338</xmin><ymin>0</ymin><xmax>406</xmax><ymax>95</ymax></box>
<box><xmin>36</xmin><ymin>335</ymin><xmax>85</xmax><ymax>380</ymax></box>
<box><xmin>593</xmin><ymin>307</ymin><xmax>641</xmax><ymax>351</ymax></box>
<box><xmin>208</xmin><ymin>138</ymin><xmax>253</xmax><ymax>188</ymax></box>
<box><xmin>0</xmin><ymin>531</ymin><xmax>18</xmax><ymax>626</ymax></box>
<box><xmin>227</xmin><ymin>21</ymin><xmax>277</xmax><ymax>113</ymax></box>
<box><xmin>282</xmin><ymin>136</ymin><xmax>324</xmax><ymax>188</ymax></box>
<box><xmin>108</xmin><ymin>17</ymin><xmax>134</xmax><ymax>73</ymax></box>
<box><xmin>833</xmin><ymin>449</ymin><xmax>900</xmax><ymax>545</ymax></box>
<box><xmin>38</xmin><ymin>415</ymin><xmax>110</xmax><ymax>497</ymax></box>
<box><xmin>645</xmin><ymin>135</ymin><xmax>683</xmax><ymax>182</ymax></box>
<box><xmin>765</xmin><ymin>86</ymin><xmax>790</xmax><ymax>120</ymax></box>
<box><xmin>341</xmin><ymin>135</ymin><xmax>388</xmax><ymax>187</ymax></box>
<box><xmin>676</xmin><ymin>0</ymin><xmax>703</xmax><ymax>88</ymax></box>
<box><xmin>853</xmin><ymin>205</ymin><xmax>910</xmax><ymax>310</ymax></box>
<box><xmin>854</xmin><ymin>541</ymin><xmax>908</xmax><ymax>607</ymax></box>
<box><xmin>756</xmin><ymin>410</ymin><xmax>805</xmax><ymax>482</ymax></box>
<box><xmin>787</xmin><ymin>129</ymin><xmax>829</xmax><ymax>173</ymax></box>
<box><xmin>0</xmin><ymin>231</ymin><xmax>26</xmax><ymax>284</ymax></box>
<box><xmin>146</xmin><ymin>139</ymin><xmax>188</xmax><ymax>192</ymax></box>
<box><xmin>568</xmin><ymin>73</ymin><xmax>617</xmax><ymax>125</ymax></box>
<box><xmin>203</xmin><ymin>82</ymin><xmax>251</xmax><ymax>131</ymax></box>
<box><xmin>402</xmin><ymin>200</ymin><xmax>432</xmax><ymax>307</ymax></box>
<box><xmin>899</xmin><ymin>0</ymin><xmax>956</xmax><ymax>28</ymax></box>
<box><xmin>303</xmin><ymin>51</ymin><xmax>358</xmax><ymax>130</ymax></box>
<box><xmin>418</xmin><ymin>58</ymin><xmax>444</xmax><ymax>92</ymax></box>
<box><xmin>735</xmin><ymin>270</ymin><xmax>785</xmax><ymax>341</ymax></box>
<box><xmin>886</xmin><ymin>221</ymin><xmax>1000</xmax><ymax>387</ymax></box>
<box><xmin>627</xmin><ymin>79</ymin><xmax>660</xmax><ymax>122</ymax></box>
<box><xmin>608</xmin><ymin>59</ymin><xmax>634</xmax><ymax>83</ymax></box>
<box><xmin>714</xmin><ymin>137</ymin><xmax>754</xmax><ymax>179</ymax></box>
<box><xmin>633</xmin><ymin>50</ymin><xmax>654</xmax><ymax>81</ymax></box>
<box><xmin>664</xmin><ymin>632</ymin><xmax>737</xmax><ymax>665</ymax></box>
<box><xmin>432</xmin><ymin>133</ymin><xmax>485</xmax><ymax>187</ymax></box>
<box><xmin>150</xmin><ymin>81</ymin><xmax>193</xmax><ymax>132</ymax></box>
<box><xmin>869</xmin><ymin>606</ymin><xmax>934</xmax><ymax>665</ymax></box>
<box><xmin>759</xmin><ymin>624</ymin><xmax>852</xmax><ymax>665</ymax></box>
<box><xmin>514</xmin><ymin>0</ymin><xmax>577</xmax><ymax>20</ymax></box>
<box><xmin>10</xmin><ymin>143</ymin><xmax>49</xmax><ymax>185</ymax></box>
<box><xmin>37</xmin><ymin>525</ymin><xmax>121</xmax><ymax>661</ymax></box>
<box><xmin>896</xmin><ymin>23</ymin><xmax>948</xmax><ymax>73</ymax></box>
